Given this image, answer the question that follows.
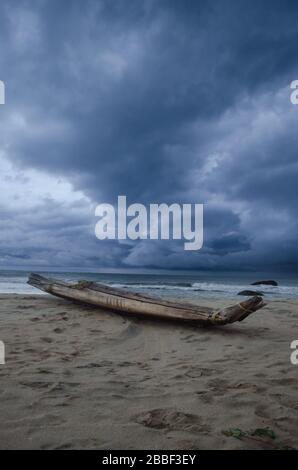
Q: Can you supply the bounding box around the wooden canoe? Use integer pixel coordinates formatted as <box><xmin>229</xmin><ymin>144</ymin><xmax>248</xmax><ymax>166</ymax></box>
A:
<box><xmin>27</xmin><ymin>273</ymin><xmax>266</xmax><ymax>326</ymax></box>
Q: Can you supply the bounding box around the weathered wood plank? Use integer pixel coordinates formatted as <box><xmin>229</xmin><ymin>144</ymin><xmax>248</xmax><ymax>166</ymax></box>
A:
<box><xmin>27</xmin><ymin>273</ymin><xmax>266</xmax><ymax>326</ymax></box>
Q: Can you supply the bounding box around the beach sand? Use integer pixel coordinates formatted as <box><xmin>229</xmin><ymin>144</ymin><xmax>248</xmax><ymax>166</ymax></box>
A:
<box><xmin>0</xmin><ymin>293</ymin><xmax>297</xmax><ymax>450</ymax></box>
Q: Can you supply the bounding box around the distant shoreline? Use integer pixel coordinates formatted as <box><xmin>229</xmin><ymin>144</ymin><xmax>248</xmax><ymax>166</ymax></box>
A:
<box><xmin>0</xmin><ymin>269</ymin><xmax>298</xmax><ymax>300</ymax></box>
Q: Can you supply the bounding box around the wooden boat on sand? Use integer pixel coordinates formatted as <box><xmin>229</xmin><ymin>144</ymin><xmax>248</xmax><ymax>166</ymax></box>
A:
<box><xmin>28</xmin><ymin>273</ymin><xmax>266</xmax><ymax>326</ymax></box>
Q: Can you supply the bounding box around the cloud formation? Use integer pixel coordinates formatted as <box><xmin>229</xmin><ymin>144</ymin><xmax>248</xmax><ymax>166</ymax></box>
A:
<box><xmin>0</xmin><ymin>0</ymin><xmax>298</xmax><ymax>271</ymax></box>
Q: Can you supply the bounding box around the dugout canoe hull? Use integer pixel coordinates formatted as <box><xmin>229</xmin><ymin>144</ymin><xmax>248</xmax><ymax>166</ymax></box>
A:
<box><xmin>27</xmin><ymin>273</ymin><xmax>266</xmax><ymax>326</ymax></box>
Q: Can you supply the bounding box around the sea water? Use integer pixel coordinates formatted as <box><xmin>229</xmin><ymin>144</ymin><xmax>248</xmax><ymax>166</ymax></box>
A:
<box><xmin>0</xmin><ymin>269</ymin><xmax>297</xmax><ymax>300</ymax></box>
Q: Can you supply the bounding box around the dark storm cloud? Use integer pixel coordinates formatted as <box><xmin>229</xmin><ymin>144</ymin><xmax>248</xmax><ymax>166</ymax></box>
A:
<box><xmin>0</xmin><ymin>0</ymin><xmax>298</xmax><ymax>270</ymax></box>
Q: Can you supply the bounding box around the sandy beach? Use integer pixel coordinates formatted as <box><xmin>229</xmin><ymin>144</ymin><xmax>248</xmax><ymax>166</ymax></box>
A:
<box><xmin>0</xmin><ymin>293</ymin><xmax>297</xmax><ymax>450</ymax></box>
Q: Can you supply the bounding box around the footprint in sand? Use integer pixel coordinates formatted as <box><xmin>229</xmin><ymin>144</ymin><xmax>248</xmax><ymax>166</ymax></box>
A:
<box><xmin>26</xmin><ymin>413</ymin><xmax>66</xmax><ymax>429</ymax></box>
<box><xmin>24</xmin><ymin>348</ymin><xmax>38</xmax><ymax>353</ymax></box>
<box><xmin>227</xmin><ymin>382</ymin><xmax>259</xmax><ymax>392</ymax></box>
<box><xmin>76</xmin><ymin>362</ymin><xmax>103</xmax><ymax>369</ymax></box>
<box><xmin>255</xmin><ymin>404</ymin><xmax>271</xmax><ymax>419</ymax></box>
<box><xmin>37</xmin><ymin>368</ymin><xmax>53</xmax><ymax>375</ymax></box>
<box><xmin>180</xmin><ymin>334</ymin><xmax>195</xmax><ymax>341</ymax></box>
<box><xmin>196</xmin><ymin>391</ymin><xmax>214</xmax><ymax>404</ymax></box>
<box><xmin>20</xmin><ymin>380</ymin><xmax>52</xmax><ymax>389</ymax></box>
<box><xmin>207</xmin><ymin>378</ymin><xmax>229</xmax><ymax>392</ymax></box>
<box><xmin>134</xmin><ymin>408</ymin><xmax>210</xmax><ymax>433</ymax></box>
<box><xmin>185</xmin><ymin>367</ymin><xmax>214</xmax><ymax>379</ymax></box>
<box><xmin>41</xmin><ymin>337</ymin><xmax>53</xmax><ymax>344</ymax></box>
<box><xmin>47</xmin><ymin>381</ymin><xmax>81</xmax><ymax>393</ymax></box>
<box><xmin>271</xmin><ymin>377</ymin><xmax>298</xmax><ymax>386</ymax></box>
<box><xmin>52</xmin><ymin>443</ymin><xmax>73</xmax><ymax>450</ymax></box>
<box><xmin>53</xmin><ymin>327</ymin><xmax>64</xmax><ymax>334</ymax></box>
<box><xmin>119</xmin><ymin>323</ymin><xmax>141</xmax><ymax>340</ymax></box>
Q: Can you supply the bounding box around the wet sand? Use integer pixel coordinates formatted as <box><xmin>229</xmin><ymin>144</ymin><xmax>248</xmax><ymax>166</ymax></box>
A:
<box><xmin>0</xmin><ymin>294</ymin><xmax>297</xmax><ymax>449</ymax></box>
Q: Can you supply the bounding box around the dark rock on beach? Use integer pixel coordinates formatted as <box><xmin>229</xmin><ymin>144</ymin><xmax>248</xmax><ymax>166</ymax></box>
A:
<box><xmin>251</xmin><ymin>280</ymin><xmax>278</xmax><ymax>286</ymax></box>
<box><xmin>238</xmin><ymin>290</ymin><xmax>264</xmax><ymax>296</ymax></box>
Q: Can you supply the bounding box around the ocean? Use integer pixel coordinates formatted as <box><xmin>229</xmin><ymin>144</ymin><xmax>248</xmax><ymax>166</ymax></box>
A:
<box><xmin>0</xmin><ymin>269</ymin><xmax>298</xmax><ymax>300</ymax></box>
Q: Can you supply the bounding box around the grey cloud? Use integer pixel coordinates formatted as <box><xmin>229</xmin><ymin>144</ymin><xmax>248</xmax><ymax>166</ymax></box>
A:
<box><xmin>0</xmin><ymin>0</ymin><xmax>298</xmax><ymax>271</ymax></box>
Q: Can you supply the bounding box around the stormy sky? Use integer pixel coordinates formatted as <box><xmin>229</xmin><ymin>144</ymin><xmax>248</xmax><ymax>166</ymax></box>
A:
<box><xmin>0</xmin><ymin>0</ymin><xmax>298</xmax><ymax>272</ymax></box>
